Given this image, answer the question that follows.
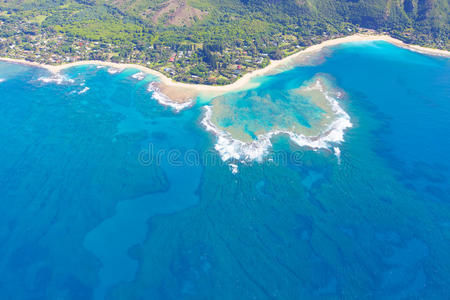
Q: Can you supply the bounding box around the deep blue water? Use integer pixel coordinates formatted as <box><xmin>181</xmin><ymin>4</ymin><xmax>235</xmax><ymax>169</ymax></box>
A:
<box><xmin>0</xmin><ymin>41</ymin><xmax>449</xmax><ymax>299</ymax></box>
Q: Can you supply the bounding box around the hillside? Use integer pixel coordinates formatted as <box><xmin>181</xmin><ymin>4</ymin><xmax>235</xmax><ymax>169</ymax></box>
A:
<box><xmin>0</xmin><ymin>0</ymin><xmax>448</xmax><ymax>84</ymax></box>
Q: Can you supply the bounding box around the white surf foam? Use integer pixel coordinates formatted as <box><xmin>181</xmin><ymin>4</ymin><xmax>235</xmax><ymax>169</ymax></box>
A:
<box><xmin>131</xmin><ymin>72</ymin><xmax>146</xmax><ymax>80</ymax></box>
<box><xmin>229</xmin><ymin>163</ymin><xmax>239</xmax><ymax>174</ymax></box>
<box><xmin>333</xmin><ymin>146</ymin><xmax>341</xmax><ymax>164</ymax></box>
<box><xmin>107</xmin><ymin>67</ymin><xmax>122</xmax><ymax>75</ymax></box>
<box><xmin>201</xmin><ymin>106</ymin><xmax>273</xmax><ymax>162</ymax></box>
<box><xmin>78</xmin><ymin>87</ymin><xmax>90</xmax><ymax>94</ymax></box>
<box><xmin>201</xmin><ymin>78</ymin><xmax>353</xmax><ymax>163</ymax></box>
<box><xmin>0</xmin><ymin>78</ymin><xmax>5</xmax><ymax>83</ymax></box>
<box><xmin>148</xmin><ymin>82</ymin><xmax>193</xmax><ymax>112</ymax></box>
<box><xmin>38</xmin><ymin>73</ymin><xmax>75</xmax><ymax>85</ymax></box>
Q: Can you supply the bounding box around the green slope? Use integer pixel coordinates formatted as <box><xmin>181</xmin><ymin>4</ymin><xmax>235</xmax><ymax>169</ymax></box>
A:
<box><xmin>0</xmin><ymin>0</ymin><xmax>448</xmax><ymax>84</ymax></box>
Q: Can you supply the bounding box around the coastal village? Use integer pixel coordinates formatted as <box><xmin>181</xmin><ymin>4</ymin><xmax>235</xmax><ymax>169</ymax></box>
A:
<box><xmin>0</xmin><ymin>10</ymin><xmax>358</xmax><ymax>85</ymax></box>
<box><xmin>1</xmin><ymin>0</ymin><xmax>448</xmax><ymax>86</ymax></box>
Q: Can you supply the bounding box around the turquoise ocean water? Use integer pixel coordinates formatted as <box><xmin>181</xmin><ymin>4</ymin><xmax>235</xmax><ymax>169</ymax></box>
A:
<box><xmin>0</xmin><ymin>41</ymin><xmax>449</xmax><ymax>299</ymax></box>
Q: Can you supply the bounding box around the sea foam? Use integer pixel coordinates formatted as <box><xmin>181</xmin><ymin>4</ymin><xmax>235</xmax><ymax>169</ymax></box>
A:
<box><xmin>201</xmin><ymin>106</ymin><xmax>273</xmax><ymax>162</ymax></box>
<box><xmin>38</xmin><ymin>73</ymin><xmax>75</xmax><ymax>85</ymax></box>
<box><xmin>148</xmin><ymin>82</ymin><xmax>193</xmax><ymax>112</ymax></box>
<box><xmin>131</xmin><ymin>72</ymin><xmax>146</xmax><ymax>81</ymax></box>
<box><xmin>229</xmin><ymin>163</ymin><xmax>239</xmax><ymax>174</ymax></box>
<box><xmin>201</xmin><ymin>79</ymin><xmax>352</xmax><ymax>163</ymax></box>
<box><xmin>107</xmin><ymin>67</ymin><xmax>122</xmax><ymax>75</ymax></box>
<box><xmin>78</xmin><ymin>87</ymin><xmax>90</xmax><ymax>94</ymax></box>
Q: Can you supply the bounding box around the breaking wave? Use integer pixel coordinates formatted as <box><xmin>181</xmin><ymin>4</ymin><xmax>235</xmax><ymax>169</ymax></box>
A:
<box><xmin>131</xmin><ymin>72</ymin><xmax>146</xmax><ymax>80</ymax></box>
<box><xmin>78</xmin><ymin>87</ymin><xmax>90</xmax><ymax>94</ymax></box>
<box><xmin>37</xmin><ymin>73</ymin><xmax>75</xmax><ymax>85</ymax></box>
<box><xmin>148</xmin><ymin>82</ymin><xmax>193</xmax><ymax>112</ymax></box>
<box><xmin>201</xmin><ymin>105</ymin><xmax>273</xmax><ymax>162</ymax></box>
<box><xmin>107</xmin><ymin>67</ymin><xmax>122</xmax><ymax>75</ymax></box>
<box><xmin>201</xmin><ymin>79</ymin><xmax>352</xmax><ymax>163</ymax></box>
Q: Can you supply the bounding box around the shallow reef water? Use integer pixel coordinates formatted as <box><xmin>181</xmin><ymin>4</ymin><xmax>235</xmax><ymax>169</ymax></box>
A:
<box><xmin>0</xmin><ymin>41</ymin><xmax>449</xmax><ymax>299</ymax></box>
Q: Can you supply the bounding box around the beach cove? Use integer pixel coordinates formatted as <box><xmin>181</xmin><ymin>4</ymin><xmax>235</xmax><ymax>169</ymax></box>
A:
<box><xmin>1</xmin><ymin>34</ymin><xmax>449</xmax><ymax>166</ymax></box>
<box><xmin>1</xmin><ymin>33</ymin><xmax>449</xmax><ymax>106</ymax></box>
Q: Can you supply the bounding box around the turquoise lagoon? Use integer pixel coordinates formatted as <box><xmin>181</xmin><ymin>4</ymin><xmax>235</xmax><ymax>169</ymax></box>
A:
<box><xmin>0</xmin><ymin>41</ymin><xmax>449</xmax><ymax>299</ymax></box>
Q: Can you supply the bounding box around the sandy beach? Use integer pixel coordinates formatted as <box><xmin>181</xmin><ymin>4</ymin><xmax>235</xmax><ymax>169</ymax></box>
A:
<box><xmin>1</xmin><ymin>33</ymin><xmax>449</xmax><ymax>103</ymax></box>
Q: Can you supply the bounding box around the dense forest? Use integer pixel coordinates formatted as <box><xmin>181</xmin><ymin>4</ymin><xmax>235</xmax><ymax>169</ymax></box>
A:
<box><xmin>0</xmin><ymin>0</ymin><xmax>448</xmax><ymax>84</ymax></box>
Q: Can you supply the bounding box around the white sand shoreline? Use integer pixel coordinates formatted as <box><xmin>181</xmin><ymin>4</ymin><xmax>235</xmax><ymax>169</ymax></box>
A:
<box><xmin>1</xmin><ymin>33</ymin><xmax>449</xmax><ymax>96</ymax></box>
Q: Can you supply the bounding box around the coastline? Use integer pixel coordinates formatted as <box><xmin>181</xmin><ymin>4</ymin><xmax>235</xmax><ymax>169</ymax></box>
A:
<box><xmin>1</xmin><ymin>33</ymin><xmax>449</xmax><ymax>99</ymax></box>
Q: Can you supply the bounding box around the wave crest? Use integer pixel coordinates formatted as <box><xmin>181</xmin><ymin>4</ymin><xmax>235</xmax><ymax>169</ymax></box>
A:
<box><xmin>148</xmin><ymin>82</ymin><xmax>193</xmax><ymax>112</ymax></box>
<box><xmin>38</xmin><ymin>73</ymin><xmax>75</xmax><ymax>85</ymax></box>
<box><xmin>131</xmin><ymin>72</ymin><xmax>146</xmax><ymax>80</ymax></box>
<box><xmin>201</xmin><ymin>79</ymin><xmax>352</xmax><ymax>163</ymax></box>
<box><xmin>78</xmin><ymin>87</ymin><xmax>90</xmax><ymax>94</ymax></box>
<box><xmin>107</xmin><ymin>67</ymin><xmax>122</xmax><ymax>74</ymax></box>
